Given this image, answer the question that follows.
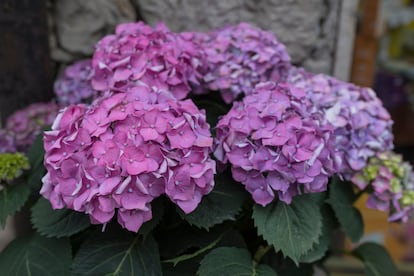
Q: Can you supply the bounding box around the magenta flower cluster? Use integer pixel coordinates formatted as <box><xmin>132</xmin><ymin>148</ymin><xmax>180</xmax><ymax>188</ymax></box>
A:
<box><xmin>0</xmin><ymin>103</ymin><xmax>59</xmax><ymax>153</ymax></box>
<box><xmin>200</xmin><ymin>22</ymin><xmax>291</xmax><ymax>103</ymax></box>
<box><xmin>91</xmin><ymin>22</ymin><xmax>206</xmax><ymax>100</ymax></box>
<box><xmin>54</xmin><ymin>59</ymin><xmax>97</xmax><ymax>105</ymax></box>
<box><xmin>41</xmin><ymin>92</ymin><xmax>215</xmax><ymax>232</ymax></box>
<box><xmin>287</xmin><ymin>67</ymin><xmax>394</xmax><ymax>179</ymax></box>
<box><xmin>352</xmin><ymin>152</ymin><xmax>414</xmax><ymax>223</ymax></box>
<box><xmin>214</xmin><ymin>82</ymin><xmax>336</xmax><ymax>205</ymax></box>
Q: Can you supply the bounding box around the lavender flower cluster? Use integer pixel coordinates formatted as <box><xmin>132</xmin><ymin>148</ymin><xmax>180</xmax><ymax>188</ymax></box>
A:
<box><xmin>352</xmin><ymin>152</ymin><xmax>414</xmax><ymax>222</ymax></box>
<box><xmin>0</xmin><ymin>103</ymin><xmax>59</xmax><ymax>153</ymax></box>
<box><xmin>201</xmin><ymin>23</ymin><xmax>291</xmax><ymax>103</ymax></box>
<box><xmin>287</xmin><ymin>67</ymin><xmax>394</xmax><ymax>179</ymax></box>
<box><xmin>41</xmin><ymin>93</ymin><xmax>215</xmax><ymax>232</ymax></box>
<box><xmin>54</xmin><ymin>59</ymin><xmax>97</xmax><ymax>105</ymax></box>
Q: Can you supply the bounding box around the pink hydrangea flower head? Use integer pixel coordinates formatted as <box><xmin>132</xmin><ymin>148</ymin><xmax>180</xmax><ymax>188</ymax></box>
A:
<box><xmin>54</xmin><ymin>59</ymin><xmax>97</xmax><ymax>105</ymax></box>
<box><xmin>214</xmin><ymin>81</ymin><xmax>336</xmax><ymax>205</ymax></box>
<box><xmin>351</xmin><ymin>151</ymin><xmax>414</xmax><ymax>223</ymax></box>
<box><xmin>91</xmin><ymin>21</ymin><xmax>207</xmax><ymax>100</ymax></box>
<box><xmin>287</xmin><ymin>66</ymin><xmax>394</xmax><ymax>179</ymax></box>
<box><xmin>3</xmin><ymin>102</ymin><xmax>59</xmax><ymax>153</ymax></box>
<box><xmin>41</xmin><ymin>92</ymin><xmax>215</xmax><ymax>232</ymax></box>
<box><xmin>201</xmin><ymin>22</ymin><xmax>291</xmax><ymax>103</ymax></box>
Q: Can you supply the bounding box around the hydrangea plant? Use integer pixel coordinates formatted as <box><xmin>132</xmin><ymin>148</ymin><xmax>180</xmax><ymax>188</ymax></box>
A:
<box><xmin>0</xmin><ymin>21</ymin><xmax>406</xmax><ymax>276</ymax></box>
<box><xmin>352</xmin><ymin>151</ymin><xmax>414</xmax><ymax>222</ymax></box>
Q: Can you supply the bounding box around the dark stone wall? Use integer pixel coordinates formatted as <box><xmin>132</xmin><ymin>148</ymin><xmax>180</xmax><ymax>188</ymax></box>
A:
<box><xmin>0</xmin><ymin>0</ymin><xmax>53</xmax><ymax>124</ymax></box>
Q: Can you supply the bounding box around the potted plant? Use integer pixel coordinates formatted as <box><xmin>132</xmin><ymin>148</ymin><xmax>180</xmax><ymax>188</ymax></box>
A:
<box><xmin>0</xmin><ymin>22</ymin><xmax>407</xmax><ymax>276</ymax></box>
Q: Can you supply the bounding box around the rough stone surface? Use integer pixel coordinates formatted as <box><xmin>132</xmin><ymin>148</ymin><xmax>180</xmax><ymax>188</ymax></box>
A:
<box><xmin>49</xmin><ymin>0</ymin><xmax>341</xmax><ymax>74</ymax></box>
<box><xmin>134</xmin><ymin>0</ymin><xmax>341</xmax><ymax>74</ymax></box>
<box><xmin>50</xmin><ymin>0</ymin><xmax>136</xmax><ymax>62</ymax></box>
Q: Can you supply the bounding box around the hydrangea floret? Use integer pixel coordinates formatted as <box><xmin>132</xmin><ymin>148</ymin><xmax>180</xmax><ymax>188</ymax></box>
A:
<box><xmin>201</xmin><ymin>22</ymin><xmax>291</xmax><ymax>103</ymax></box>
<box><xmin>0</xmin><ymin>152</ymin><xmax>30</xmax><ymax>190</ymax></box>
<box><xmin>287</xmin><ymin>67</ymin><xmax>394</xmax><ymax>179</ymax></box>
<box><xmin>41</xmin><ymin>92</ymin><xmax>215</xmax><ymax>232</ymax></box>
<box><xmin>352</xmin><ymin>151</ymin><xmax>414</xmax><ymax>223</ymax></box>
<box><xmin>54</xmin><ymin>59</ymin><xmax>97</xmax><ymax>105</ymax></box>
<box><xmin>214</xmin><ymin>81</ymin><xmax>336</xmax><ymax>205</ymax></box>
<box><xmin>91</xmin><ymin>22</ymin><xmax>206</xmax><ymax>100</ymax></box>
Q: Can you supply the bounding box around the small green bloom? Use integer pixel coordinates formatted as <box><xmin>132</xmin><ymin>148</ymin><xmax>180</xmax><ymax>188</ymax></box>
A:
<box><xmin>0</xmin><ymin>152</ymin><xmax>30</xmax><ymax>183</ymax></box>
<box><xmin>364</xmin><ymin>164</ymin><xmax>378</xmax><ymax>180</ymax></box>
<box><xmin>390</xmin><ymin>178</ymin><xmax>401</xmax><ymax>194</ymax></box>
<box><xmin>401</xmin><ymin>190</ymin><xmax>414</xmax><ymax>207</ymax></box>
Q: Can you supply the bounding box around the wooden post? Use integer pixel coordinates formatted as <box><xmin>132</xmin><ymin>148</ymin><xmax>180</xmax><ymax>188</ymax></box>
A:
<box><xmin>0</xmin><ymin>0</ymin><xmax>53</xmax><ymax>125</ymax></box>
<box><xmin>350</xmin><ymin>0</ymin><xmax>380</xmax><ymax>87</ymax></box>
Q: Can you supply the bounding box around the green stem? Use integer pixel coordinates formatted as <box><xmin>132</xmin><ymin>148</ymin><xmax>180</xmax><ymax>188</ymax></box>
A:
<box><xmin>112</xmin><ymin>235</ymin><xmax>139</xmax><ymax>275</ymax></box>
<box><xmin>162</xmin><ymin>233</ymin><xmax>224</xmax><ymax>267</ymax></box>
<box><xmin>354</xmin><ymin>189</ymin><xmax>365</xmax><ymax>201</ymax></box>
<box><xmin>253</xmin><ymin>245</ymin><xmax>273</xmax><ymax>266</ymax></box>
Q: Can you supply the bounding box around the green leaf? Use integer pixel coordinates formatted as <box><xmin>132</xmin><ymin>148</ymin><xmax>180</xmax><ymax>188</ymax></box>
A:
<box><xmin>26</xmin><ymin>134</ymin><xmax>46</xmax><ymax>192</ymax></box>
<box><xmin>72</xmin><ymin>233</ymin><xmax>162</xmax><ymax>276</ymax></box>
<box><xmin>27</xmin><ymin>165</ymin><xmax>46</xmax><ymax>192</ymax></box>
<box><xmin>299</xmin><ymin>206</ymin><xmax>335</xmax><ymax>263</ymax></box>
<box><xmin>197</xmin><ymin>247</ymin><xmax>277</xmax><ymax>276</ymax></box>
<box><xmin>27</xmin><ymin>134</ymin><xmax>44</xmax><ymax>170</ymax></box>
<box><xmin>0</xmin><ymin>234</ymin><xmax>71</xmax><ymax>276</ymax></box>
<box><xmin>164</xmin><ymin>233</ymin><xmax>223</xmax><ymax>267</ymax></box>
<box><xmin>253</xmin><ymin>194</ymin><xmax>322</xmax><ymax>264</ymax></box>
<box><xmin>179</xmin><ymin>172</ymin><xmax>247</xmax><ymax>229</ymax></box>
<box><xmin>352</xmin><ymin>242</ymin><xmax>398</xmax><ymax>276</ymax></box>
<box><xmin>327</xmin><ymin>179</ymin><xmax>363</xmax><ymax>242</ymax></box>
<box><xmin>0</xmin><ymin>181</ymin><xmax>30</xmax><ymax>227</ymax></box>
<box><xmin>256</xmin><ymin>265</ymin><xmax>278</xmax><ymax>276</ymax></box>
<box><xmin>308</xmin><ymin>191</ymin><xmax>327</xmax><ymax>206</ymax></box>
<box><xmin>157</xmin><ymin>218</ymin><xmax>245</xmax><ymax>259</ymax></box>
<box><xmin>31</xmin><ymin>197</ymin><xmax>90</xmax><ymax>238</ymax></box>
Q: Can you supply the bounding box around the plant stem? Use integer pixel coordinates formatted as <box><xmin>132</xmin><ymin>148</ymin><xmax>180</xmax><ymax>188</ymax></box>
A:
<box><xmin>162</xmin><ymin>233</ymin><xmax>224</xmax><ymax>266</ymax></box>
<box><xmin>354</xmin><ymin>189</ymin><xmax>365</xmax><ymax>201</ymax></box>
<box><xmin>253</xmin><ymin>244</ymin><xmax>273</xmax><ymax>266</ymax></box>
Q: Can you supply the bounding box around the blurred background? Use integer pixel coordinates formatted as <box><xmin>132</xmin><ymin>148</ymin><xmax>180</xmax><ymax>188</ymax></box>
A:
<box><xmin>1</xmin><ymin>0</ymin><xmax>414</xmax><ymax>274</ymax></box>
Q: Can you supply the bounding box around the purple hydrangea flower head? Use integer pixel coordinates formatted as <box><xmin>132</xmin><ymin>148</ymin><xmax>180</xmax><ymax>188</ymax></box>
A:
<box><xmin>287</xmin><ymin>67</ymin><xmax>394</xmax><ymax>179</ymax></box>
<box><xmin>352</xmin><ymin>151</ymin><xmax>414</xmax><ymax>223</ymax></box>
<box><xmin>214</xmin><ymin>81</ymin><xmax>336</xmax><ymax>205</ymax></box>
<box><xmin>91</xmin><ymin>21</ymin><xmax>207</xmax><ymax>100</ymax></box>
<box><xmin>2</xmin><ymin>102</ymin><xmax>59</xmax><ymax>153</ymax></box>
<box><xmin>54</xmin><ymin>59</ymin><xmax>97</xmax><ymax>105</ymax></box>
<box><xmin>0</xmin><ymin>129</ymin><xmax>16</xmax><ymax>153</ymax></box>
<box><xmin>41</xmin><ymin>93</ymin><xmax>215</xmax><ymax>232</ymax></box>
<box><xmin>201</xmin><ymin>22</ymin><xmax>291</xmax><ymax>103</ymax></box>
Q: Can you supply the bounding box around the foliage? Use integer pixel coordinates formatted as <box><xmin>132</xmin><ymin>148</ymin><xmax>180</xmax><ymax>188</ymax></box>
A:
<box><xmin>0</xmin><ymin>234</ymin><xmax>71</xmax><ymax>276</ymax></box>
